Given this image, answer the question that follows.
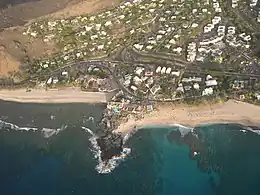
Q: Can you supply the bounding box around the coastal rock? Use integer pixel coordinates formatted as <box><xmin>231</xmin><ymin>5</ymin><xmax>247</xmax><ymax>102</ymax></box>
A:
<box><xmin>97</xmin><ymin>132</ymin><xmax>123</xmax><ymax>160</ymax></box>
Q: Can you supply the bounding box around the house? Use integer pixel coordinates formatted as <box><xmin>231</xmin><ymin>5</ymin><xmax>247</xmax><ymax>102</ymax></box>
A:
<box><xmin>53</xmin><ymin>78</ymin><xmax>59</xmax><ymax>84</ymax></box>
<box><xmin>124</xmin><ymin>79</ymin><xmax>131</xmax><ymax>87</ymax></box>
<box><xmin>150</xmin><ymin>85</ymin><xmax>161</xmax><ymax>95</ymax></box>
<box><xmin>200</xmin><ymin>35</ymin><xmax>224</xmax><ymax>46</ymax></box>
<box><xmin>135</xmin><ymin>67</ymin><xmax>144</xmax><ymax>75</ymax></box>
<box><xmin>133</xmin><ymin>76</ymin><xmax>142</xmax><ymax>86</ymax></box>
<box><xmin>171</xmin><ymin>71</ymin><xmax>180</xmax><ymax>77</ymax></box>
<box><xmin>173</xmin><ymin>47</ymin><xmax>182</xmax><ymax>54</ymax></box>
<box><xmin>255</xmin><ymin>94</ymin><xmax>260</xmax><ymax>100</ymax></box>
<box><xmin>46</xmin><ymin>77</ymin><xmax>53</xmax><ymax>85</ymax></box>
<box><xmin>104</xmin><ymin>21</ymin><xmax>112</xmax><ymax>26</ymax></box>
<box><xmin>191</xmin><ymin>23</ymin><xmax>198</xmax><ymax>28</ymax></box>
<box><xmin>130</xmin><ymin>85</ymin><xmax>138</xmax><ymax>91</ymax></box>
<box><xmin>134</xmin><ymin>44</ymin><xmax>144</xmax><ymax>50</ymax></box>
<box><xmin>257</xmin><ymin>11</ymin><xmax>260</xmax><ymax>22</ymax></box>
<box><xmin>202</xmin><ymin>87</ymin><xmax>213</xmax><ymax>96</ymax></box>
<box><xmin>239</xmin><ymin>95</ymin><xmax>245</xmax><ymax>100</ymax></box>
<box><xmin>184</xmin><ymin>85</ymin><xmax>192</xmax><ymax>91</ymax></box>
<box><xmin>250</xmin><ymin>0</ymin><xmax>258</xmax><ymax>7</ymax></box>
<box><xmin>212</xmin><ymin>16</ymin><xmax>221</xmax><ymax>25</ymax></box>
<box><xmin>43</xmin><ymin>64</ymin><xmax>49</xmax><ymax>68</ymax></box>
<box><xmin>193</xmin><ymin>83</ymin><xmax>200</xmax><ymax>89</ymax></box>
<box><xmin>205</xmin><ymin>79</ymin><xmax>217</xmax><ymax>86</ymax></box>
<box><xmin>145</xmin><ymin>71</ymin><xmax>153</xmax><ymax>76</ymax></box>
<box><xmin>61</xmin><ymin>71</ymin><xmax>68</xmax><ymax>76</ymax></box>
<box><xmin>232</xmin><ymin>0</ymin><xmax>238</xmax><ymax>8</ymax></box>
<box><xmin>187</xmin><ymin>42</ymin><xmax>197</xmax><ymax>62</ymax></box>
<box><xmin>147</xmin><ymin>104</ymin><xmax>153</xmax><ymax>111</ymax></box>
<box><xmin>146</xmin><ymin>77</ymin><xmax>154</xmax><ymax>85</ymax></box>
<box><xmin>176</xmin><ymin>83</ymin><xmax>184</xmax><ymax>92</ymax></box>
<box><xmin>232</xmin><ymin>80</ymin><xmax>245</xmax><ymax>89</ymax></box>
<box><xmin>166</xmin><ymin>67</ymin><xmax>172</xmax><ymax>74</ymax></box>
<box><xmin>146</xmin><ymin>45</ymin><xmax>153</xmax><ymax>50</ymax></box>
<box><xmin>227</xmin><ymin>26</ymin><xmax>236</xmax><ymax>35</ymax></box>
<box><xmin>156</xmin><ymin>66</ymin><xmax>162</xmax><ymax>73</ymax></box>
<box><xmin>161</xmin><ymin>67</ymin><xmax>166</xmax><ymax>74</ymax></box>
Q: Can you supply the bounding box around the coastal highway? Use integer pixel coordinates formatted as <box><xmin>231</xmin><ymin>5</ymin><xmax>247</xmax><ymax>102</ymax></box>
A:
<box><xmin>0</xmin><ymin>89</ymin><xmax>111</xmax><ymax>103</ymax></box>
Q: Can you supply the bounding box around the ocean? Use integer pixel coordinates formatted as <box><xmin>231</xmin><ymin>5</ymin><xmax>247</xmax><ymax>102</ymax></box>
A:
<box><xmin>0</xmin><ymin>101</ymin><xmax>260</xmax><ymax>195</ymax></box>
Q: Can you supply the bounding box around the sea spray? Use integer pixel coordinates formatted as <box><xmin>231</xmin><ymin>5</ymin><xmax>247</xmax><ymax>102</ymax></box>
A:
<box><xmin>82</xmin><ymin>126</ymin><xmax>131</xmax><ymax>174</ymax></box>
<box><xmin>0</xmin><ymin>119</ymin><xmax>68</xmax><ymax>138</ymax></box>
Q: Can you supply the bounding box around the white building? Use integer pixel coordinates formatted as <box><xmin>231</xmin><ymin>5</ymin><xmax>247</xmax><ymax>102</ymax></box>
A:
<box><xmin>156</xmin><ymin>66</ymin><xmax>162</xmax><ymax>73</ymax></box>
<box><xmin>232</xmin><ymin>0</ymin><xmax>238</xmax><ymax>8</ymax></box>
<box><xmin>250</xmin><ymin>0</ymin><xmax>258</xmax><ymax>7</ymax></box>
<box><xmin>161</xmin><ymin>67</ymin><xmax>166</xmax><ymax>74</ymax></box>
<box><xmin>176</xmin><ymin>83</ymin><xmax>184</xmax><ymax>92</ymax></box>
<box><xmin>135</xmin><ymin>67</ymin><xmax>144</xmax><ymax>75</ymax></box>
<box><xmin>205</xmin><ymin>79</ymin><xmax>218</xmax><ymax>86</ymax></box>
<box><xmin>130</xmin><ymin>85</ymin><xmax>138</xmax><ymax>91</ymax></box>
<box><xmin>187</xmin><ymin>42</ymin><xmax>197</xmax><ymax>62</ymax></box>
<box><xmin>166</xmin><ymin>67</ymin><xmax>172</xmax><ymax>74</ymax></box>
<box><xmin>202</xmin><ymin>87</ymin><xmax>213</xmax><ymax>96</ymax></box>
<box><xmin>61</xmin><ymin>71</ymin><xmax>68</xmax><ymax>76</ymax></box>
<box><xmin>193</xmin><ymin>83</ymin><xmax>200</xmax><ymax>89</ymax></box>
<box><xmin>133</xmin><ymin>76</ymin><xmax>142</xmax><ymax>86</ymax></box>
<box><xmin>171</xmin><ymin>71</ymin><xmax>180</xmax><ymax>77</ymax></box>
<box><xmin>47</xmin><ymin>77</ymin><xmax>52</xmax><ymax>85</ymax></box>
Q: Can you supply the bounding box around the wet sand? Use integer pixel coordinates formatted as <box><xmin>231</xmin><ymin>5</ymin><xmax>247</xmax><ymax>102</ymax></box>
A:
<box><xmin>116</xmin><ymin>100</ymin><xmax>260</xmax><ymax>134</ymax></box>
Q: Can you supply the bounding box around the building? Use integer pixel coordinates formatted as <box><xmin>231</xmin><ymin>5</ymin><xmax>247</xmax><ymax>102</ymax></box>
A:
<box><xmin>193</xmin><ymin>83</ymin><xmax>200</xmax><ymax>89</ymax></box>
<box><xmin>156</xmin><ymin>66</ymin><xmax>162</xmax><ymax>73</ymax></box>
<box><xmin>171</xmin><ymin>71</ymin><xmax>180</xmax><ymax>77</ymax></box>
<box><xmin>202</xmin><ymin>87</ymin><xmax>213</xmax><ymax>96</ymax></box>
<box><xmin>145</xmin><ymin>71</ymin><xmax>153</xmax><ymax>76</ymax></box>
<box><xmin>135</xmin><ymin>67</ymin><xmax>144</xmax><ymax>75</ymax></box>
<box><xmin>133</xmin><ymin>76</ymin><xmax>142</xmax><ymax>86</ymax></box>
<box><xmin>187</xmin><ymin>42</ymin><xmax>197</xmax><ymax>62</ymax></box>
<box><xmin>150</xmin><ymin>85</ymin><xmax>161</xmax><ymax>95</ymax></box>
<box><xmin>161</xmin><ymin>67</ymin><xmax>166</xmax><ymax>74</ymax></box>
<box><xmin>130</xmin><ymin>85</ymin><xmax>138</xmax><ymax>91</ymax></box>
<box><xmin>205</xmin><ymin>79</ymin><xmax>217</xmax><ymax>86</ymax></box>
<box><xmin>166</xmin><ymin>67</ymin><xmax>172</xmax><ymax>74</ymax></box>
<box><xmin>250</xmin><ymin>0</ymin><xmax>258</xmax><ymax>7</ymax></box>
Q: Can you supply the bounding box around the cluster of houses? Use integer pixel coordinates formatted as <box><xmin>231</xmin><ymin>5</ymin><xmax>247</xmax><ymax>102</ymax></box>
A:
<box><xmin>121</xmin><ymin>64</ymin><xmax>222</xmax><ymax>99</ymax></box>
<box><xmin>23</xmin><ymin>0</ymin><xmax>154</xmax><ymax>62</ymax></box>
<box><xmin>43</xmin><ymin>65</ymin><xmax>116</xmax><ymax>92</ymax></box>
<box><xmin>194</xmin><ymin>12</ymin><xmax>253</xmax><ymax>62</ymax></box>
<box><xmin>250</xmin><ymin>0</ymin><xmax>258</xmax><ymax>7</ymax></box>
<box><xmin>231</xmin><ymin>0</ymin><xmax>239</xmax><ymax>8</ymax></box>
<box><xmin>130</xmin><ymin>0</ymin><xmax>226</xmax><ymax>56</ymax></box>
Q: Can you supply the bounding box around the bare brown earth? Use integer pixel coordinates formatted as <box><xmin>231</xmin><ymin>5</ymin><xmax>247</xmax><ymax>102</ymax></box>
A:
<box><xmin>0</xmin><ymin>48</ymin><xmax>20</xmax><ymax>77</ymax></box>
<box><xmin>43</xmin><ymin>0</ymin><xmax>121</xmax><ymax>20</ymax></box>
<box><xmin>0</xmin><ymin>0</ymin><xmax>122</xmax><ymax>78</ymax></box>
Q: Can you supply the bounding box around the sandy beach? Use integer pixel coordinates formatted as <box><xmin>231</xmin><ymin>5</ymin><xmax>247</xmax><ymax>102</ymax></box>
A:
<box><xmin>116</xmin><ymin>100</ymin><xmax>260</xmax><ymax>133</ymax></box>
<box><xmin>0</xmin><ymin>88</ymin><xmax>110</xmax><ymax>103</ymax></box>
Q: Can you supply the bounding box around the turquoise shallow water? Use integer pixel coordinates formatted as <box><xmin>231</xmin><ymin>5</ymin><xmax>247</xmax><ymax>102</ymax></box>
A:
<box><xmin>0</xmin><ymin>101</ymin><xmax>260</xmax><ymax>195</ymax></box>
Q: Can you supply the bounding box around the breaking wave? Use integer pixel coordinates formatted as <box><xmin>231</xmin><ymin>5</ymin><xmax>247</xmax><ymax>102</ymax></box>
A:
<box><xmin>0</xmin><ymin>119</ymin><xmax>68</xmax><ymax>138</ymax></box>
<box><xmin>82</xmin><ymin>126</ymin><xmax>131</xmax><ymax>174</ymax></box>
<box><xmin>171</xmin><ymin>124</ymin><xmax>194</xmax><ymax>136</ymax></box>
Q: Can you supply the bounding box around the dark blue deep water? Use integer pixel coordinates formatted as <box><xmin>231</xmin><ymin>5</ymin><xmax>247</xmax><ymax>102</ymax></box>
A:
<box><xmin>0</xmin><ymin>101</ymin><xmax>260</xmax><ymax>195</ymax></box>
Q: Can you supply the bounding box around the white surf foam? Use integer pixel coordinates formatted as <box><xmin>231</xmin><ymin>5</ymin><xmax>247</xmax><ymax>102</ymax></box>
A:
<box><xmin>0</xmin><ymin>119</ymin><xmax>67</xmax><ymax>138</ymax></box>
<box><xmin>82</xmin><ymin>126</ymin><xmax>131</xmax><ymax>174</ymax></box>
<box><xmin>171</xmin><ymin>124</ymin><xmax>194</xmax><ymax>136</ymax></box>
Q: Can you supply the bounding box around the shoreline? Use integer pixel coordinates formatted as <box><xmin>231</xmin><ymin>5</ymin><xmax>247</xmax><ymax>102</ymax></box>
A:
<box><xmin>116</xmin><ymin>100</ymin><xmax>260</xmax><ymax>134</ymax></box>
<box><xmin>0</xmin><ymin>88</ymin><xmax>110</xmax><ymax>103</ymax></box>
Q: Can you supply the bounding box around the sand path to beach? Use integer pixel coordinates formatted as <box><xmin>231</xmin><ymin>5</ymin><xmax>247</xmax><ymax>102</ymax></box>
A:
<box><xmin>0</xmin><ymin>88</ymin><xmax>110</xmax><ymax>103</ymax></box>
<box><xmin>116</xmin><ymin>100</ymin><xmax>260</xmax><ymax>134</ymax></box>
